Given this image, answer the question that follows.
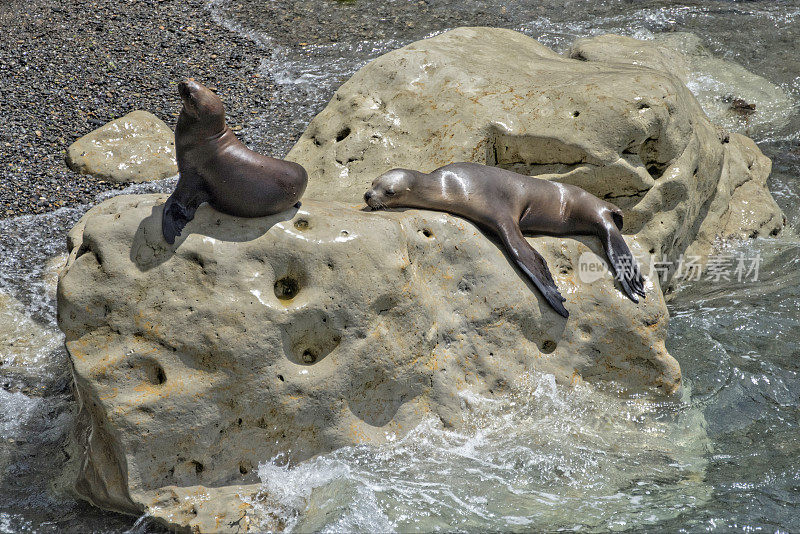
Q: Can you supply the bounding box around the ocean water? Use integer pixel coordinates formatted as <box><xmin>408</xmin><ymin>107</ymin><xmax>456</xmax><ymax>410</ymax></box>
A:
<box><xmin>2</xmin><ymin>0</ymin><xmax>800</xmax><ymax>531</ymax></box>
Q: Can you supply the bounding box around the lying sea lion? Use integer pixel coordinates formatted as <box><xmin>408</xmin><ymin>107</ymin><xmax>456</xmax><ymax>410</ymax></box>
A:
<box><xmin>364</xmin><ymin>162</ymin><xmax>646</xmax><ymax>318</ymax></box>
<box><xmin>162</xmin><ymin>79</ymin><xmax>308</xmax><ymax>244</ymax></box>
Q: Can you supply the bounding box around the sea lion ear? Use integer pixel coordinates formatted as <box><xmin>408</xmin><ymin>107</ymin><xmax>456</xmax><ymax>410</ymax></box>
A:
<box><xmin>181</xmin><ymin>100</ymin><xmax>199</xmax><ymax>119</ymax></box>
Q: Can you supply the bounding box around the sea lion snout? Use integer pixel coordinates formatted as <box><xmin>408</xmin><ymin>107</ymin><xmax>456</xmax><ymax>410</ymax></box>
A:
<box><xmin>178</xmin><ymin>80</ymin><xmax>191</xmax><ymax>99</ymax></box>
<box><xmin>365</xmin><ymin>168</ymin><xmax>413</xmax><ymax>209</ymax></box>
<box><xmin>178</xmin><ymin>79</ymin><xmax>201</xmax><ymax>103</ymax></box>
<box><xmin>178</xmin><ymin>80</ymin><xmax>198</xmax><ymax>117</ymax></box>
<box><xmin>364</xmin><ymin>188</ymin><xmax>385</xmax><ymax>210</ymax></box>
<box><xmin>177</xmin><ymin>79</ymin><xmax>225</xmax><ymax>125</ymax></box>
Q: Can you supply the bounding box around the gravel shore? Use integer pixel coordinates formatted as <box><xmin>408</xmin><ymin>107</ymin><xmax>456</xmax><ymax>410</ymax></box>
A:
<box><xmin>0</xmin><ymin>0</ymin><xmax>285</xmax><ymax>216</ymax></box>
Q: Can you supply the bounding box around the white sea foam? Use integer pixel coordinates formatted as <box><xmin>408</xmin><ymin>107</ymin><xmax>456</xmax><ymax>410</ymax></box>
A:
<box><xmin>0</xmin><ymin>390</ymin><xmax>42</xmax><ymax>440</ymax></box>
<box><xmin>251</xmin><ymin>373</ymin><xmax>710</xmax><ymax>532</ymax></box>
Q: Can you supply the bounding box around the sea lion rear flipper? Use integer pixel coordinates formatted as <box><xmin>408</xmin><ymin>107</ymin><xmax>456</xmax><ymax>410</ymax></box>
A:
<box><xmin>496</xmin><ymin>221</ymin><xmax>569</xmax><ymax>318</ymax></box>
<box><xmin>602</xmin><ymin>224</ymin><xmax>646</xmax><ymax>302</ymax></box>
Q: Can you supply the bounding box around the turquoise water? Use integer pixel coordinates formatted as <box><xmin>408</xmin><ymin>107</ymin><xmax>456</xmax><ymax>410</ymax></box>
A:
<box><xmin>2</xmin><ymin>0</ymin><xmax>800</xmax><ymax>531</ymax></box>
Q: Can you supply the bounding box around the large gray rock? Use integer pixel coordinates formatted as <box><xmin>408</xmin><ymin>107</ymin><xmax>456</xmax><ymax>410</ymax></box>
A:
<box><xmin>57</xmin><ymin>27</ymin><xmax>784</xmax><ymax>531</ymax></box>
<box><xmin>66</xmin><ymin>111</ymin><xmax>178</xmax><ymax>183</ymax></box>
<box><xmin>59</xmin><ymin>194</ymin><xmax>677</xmax><ymax>530</ymax></box>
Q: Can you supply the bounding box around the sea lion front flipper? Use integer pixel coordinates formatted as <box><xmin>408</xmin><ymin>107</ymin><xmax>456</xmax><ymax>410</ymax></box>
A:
<box><xmin>601</xmin><ymin>223</ymin><xmax>646</xmax><ymax>302</ymax></box>
<box><xmin>494</xmin><ymin>220</ymin><xmax>569</xmax><ymax>318</ymax></box>
<box><xmin>162</xmin><ymin>169</ymin><xmax>211</xmax><ymax>245</ymax></box>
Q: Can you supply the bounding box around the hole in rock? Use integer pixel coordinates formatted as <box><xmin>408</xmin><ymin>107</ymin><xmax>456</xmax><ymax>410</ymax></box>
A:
<box><xmin>335</xmin><ymin>126</ymin><xmax>351</xmax><ymax>142</ymax></box>
<box><xmin>646</xmin><ymin>163</ymin><xmax>666</xmax><ymax>179</ymax></box>
<box><xmin>75</xmin><ymin>242</ymin><xmax>91</xmax><ymax>259</ymax></box>
<box><xmin>154</xmin><ymin>366</ymin><xmax>166</xmax><ymax>385</ymax></box>
<box><xmin>277</xmin><ymin>374</ymin><xmax>285</xmax><ymax>382</ymax></box>
<box><xmin>371</xmin><ymin>294</ymin><xmax>398</xmax><ymax>314</ymax></box>
<box><xmin>274</xmin><ymin>277</ymin><xmax>300</xmax><ymax>301</ymax></box>
<box><xmin>421</xmin><ymin>228</ymin><xmax>434</xmax><ymax>238</ymax></box>
<box><xmin>186</xmin><ymin>251</ymin><xmax>205</xmax><ymax>268</ymax></box>
<box><xmin>540</xmin><ymin>340</ymin><xmax>557</xmax><ymax>354</ymax></box>
<box><xmin>637</xmin><ymin>102</ymin><xmax>650</xmax><ymax>110</ymax></box>
<box><xmin>137</xmin><ymin>357</ymin><xmax>168</xmax><ymax>386</ymax></box>
<box><xmin>294</xmin><ymin>218</ymin><xmax>310</xmax><ymax>231</ymax></box>
<box><xmin>282</xmin><ymin>310</ymin><xmax>342</xmax><ymax>366</ymax></box>
<box><xmin>301</xmin><ymin>349</ymin><xmax>317</xmax><ymax>364</ymax></box>
<box><xmin>191</xmin><ymin>461</ymin><xmax>204</xmax><ymax>475</ymax></box>
<box><xmin>572</xmin><ymin>110</ymin><xmax>580</xmax><ymax>117</ymax></box>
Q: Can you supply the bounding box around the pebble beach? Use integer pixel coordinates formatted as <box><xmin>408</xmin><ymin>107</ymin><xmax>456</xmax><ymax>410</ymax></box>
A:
<box><xmin>0</xmin><ymin>0</ymin><xmax>279</xmax><ymax>216</ymax></box>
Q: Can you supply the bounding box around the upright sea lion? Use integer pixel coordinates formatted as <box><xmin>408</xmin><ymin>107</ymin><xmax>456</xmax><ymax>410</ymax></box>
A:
<box><xmin>162</xmin><ymin>79</ymin><xmax>308</xmax><ymax>244</ymax></box>
<box><xmin>364</xmin><ymin>162</ymin><xmax>646</xmax><ymax>318</ymax></box>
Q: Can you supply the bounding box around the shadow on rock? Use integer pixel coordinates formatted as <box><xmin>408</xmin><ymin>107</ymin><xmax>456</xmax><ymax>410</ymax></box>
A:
<box><xmin>130</xmin><ymin>202</ymin><xmax>299</xmax><ymax>272</ymax></box>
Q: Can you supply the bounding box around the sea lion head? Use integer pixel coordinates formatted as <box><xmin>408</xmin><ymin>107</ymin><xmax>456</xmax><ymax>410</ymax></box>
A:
<box><xmin>177</xmin><ymin>79</ymin><xmax>225</xmax><ymax>134</ymax></box>
<box><xmin>364</xmin><ymin>168</ymin><xmax>416</xmax><ymax>210</ymax></box>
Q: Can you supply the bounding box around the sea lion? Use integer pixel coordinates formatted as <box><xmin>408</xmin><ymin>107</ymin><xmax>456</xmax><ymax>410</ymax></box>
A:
<box><xmin>162</xmin><ymin>79</ymin><xmax>308</xmax><ymax>244</ymax></box>
<box><xmin>364</xmin><ymin>162</ymin><xmax>646</xmax><ymax>318</ymax></box>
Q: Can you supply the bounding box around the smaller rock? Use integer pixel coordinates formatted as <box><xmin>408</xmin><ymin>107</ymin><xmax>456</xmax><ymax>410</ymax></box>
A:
<box><xmin>66</xmin><ymin>110</ymin><xmax>178</xmax><ymax>183</ymax></box>
<box><xmin>729</xmin><ymin>98</ymin><xmax>756</xmax><ymax>115</ymax></box>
